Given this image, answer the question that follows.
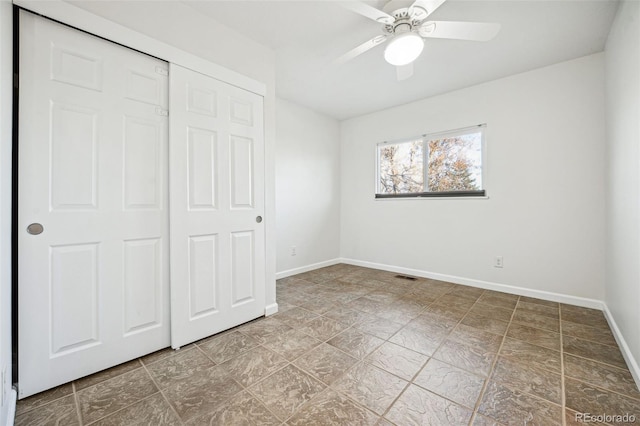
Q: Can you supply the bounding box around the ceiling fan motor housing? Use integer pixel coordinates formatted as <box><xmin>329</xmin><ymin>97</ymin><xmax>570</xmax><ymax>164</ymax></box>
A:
<box><xmin>382</xmin><ymin>4</ymin><xmax>428</xmax><ymax>35</ymax></box>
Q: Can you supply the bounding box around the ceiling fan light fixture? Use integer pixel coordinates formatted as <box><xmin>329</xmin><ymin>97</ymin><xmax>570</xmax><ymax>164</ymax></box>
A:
<box><xmin>384</xmin><ymin>32</ymin><xmax>424</xmax><ymax>66</ymax></box>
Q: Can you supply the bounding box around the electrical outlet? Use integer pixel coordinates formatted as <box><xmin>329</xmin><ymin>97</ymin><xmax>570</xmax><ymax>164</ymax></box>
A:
<box><xmin>494</xmin><ymin>256</ymin><xmax>503</xmax><ymax>268</ymax></box>
<box><xmin>291</xmin><ymin>246</ymin><xmax>297</xmax><ymax>256</ymax></box>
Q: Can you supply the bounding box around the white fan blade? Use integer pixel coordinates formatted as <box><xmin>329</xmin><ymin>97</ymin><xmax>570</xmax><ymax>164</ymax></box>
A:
<box><xmin>396</xmin><ymin>63</ymin><xmax>414</xmax><ymax>81</ymax></box>
<box><xmin>338</xmin><ymin>2</ymin><xmax>394</xmax><ymax>25</ymax></box>
<box><xmin>419</xmin><ymin>21</ymin><xmax>501</xmax><ymax>41</ymax></box>
<box><xmin>409</xmin><ymin>0</ymin><xmax>447</xmax><ymax>20</ymax></box>
<box><xmin>334</xmin><ymin>35</ymin><xmax>388</xmax><ymax>65</ymax></box>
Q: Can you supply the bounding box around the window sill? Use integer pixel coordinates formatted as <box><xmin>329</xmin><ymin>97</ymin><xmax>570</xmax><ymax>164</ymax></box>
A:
<box><xmin>375</xmin><ymin>196</ymin><xmax>489</xmax><ymax>201</ymax></box>
<box><xmin>375</xmin><ymin>190</ymin><xmax>487</xmax><ymax>200</ymax></box>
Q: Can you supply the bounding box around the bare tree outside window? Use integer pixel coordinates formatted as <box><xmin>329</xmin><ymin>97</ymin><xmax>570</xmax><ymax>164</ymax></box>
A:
<box><xmin>376</xmin><ymin>127</ymin><xmax>484</xmax><ymax>197</ymax></box>
<box><xmin>378</xmin><ymin>140</ymin><xmax>423</xmax><ymax>194</ymax></box>
<box><xmin>427</xmin><ymin>134</ymin><xmax>482</xmax><ymax>192</ymax></box>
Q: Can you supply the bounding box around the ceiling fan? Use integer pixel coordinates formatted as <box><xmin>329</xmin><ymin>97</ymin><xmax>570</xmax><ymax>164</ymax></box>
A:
<box><xmin>337</xmin><ymin>0</ymin><xmax>501</xmax><ymax>80</ymax></box>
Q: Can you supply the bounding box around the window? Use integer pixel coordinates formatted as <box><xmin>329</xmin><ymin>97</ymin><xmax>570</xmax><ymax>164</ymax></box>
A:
<box><xmin>376</xmin><ymin>125</ymin><xmax>485</xmax><ymax>198</ymax></box>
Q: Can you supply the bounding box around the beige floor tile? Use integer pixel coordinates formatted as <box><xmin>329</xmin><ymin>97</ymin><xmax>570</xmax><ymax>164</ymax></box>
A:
<box><xmin>365</xmin><ymin>341</ymin><xmax>428</xmax><ymax>381</ymax></box>
<box><xmin>478</xmin><ymin>381</ymin><xmax>562</xmax><ymax>425</ymax></box>
<box><xmin>506</xmin><ymin>323</ymin><xmax>561</xmax><ymax>351</ymax></box>
<box><xmin>434</xmin><ymin>339</ymin><xmax>497</xmax><ymax>377</ymax></box>
<box><xmin>385</xmin><ymin>384</ymin><xmax>473</xmax><ymax>425</ymax></box>
<box><xmin>293</xmin><ymin>343</ymin><xmax>358</xmax><ymax>385</ymax></box>
<box><xmin>389</xmin><ymin>325</ymin><xmax>448</xmax><ymax>356</ymax></box>
<box><xmin>490</xmin><ymin>356</ymin><xmax>562</xmax><ymax>404</ymax></box>
<box><xmin>519</xmin><ymin>296</ymin><xmax>558</xmax><ymax>308</ymax></box>
<box><xmin>560</xmin><ymin>305</ymin><xmax>609</xmax><ymax>329</ymax></box>
<box><xmin>18</xmin><ymin>265</ymin><xmax>638</xmax><ymax>426</ymax></box>
<box><xmin>563</xmin><ymin>335</ymin><xmax>627</xmax><ymax>369</ymax></box>
<box><xmin>499</xmin><ymin>337</ymin><xmax>561</xmax><ymax>374</ymax></box>
<box><xmin>16</xmin><ymin>383</ymin><xmax>73</xmax><ymax>416</ymax></box>
<box><xmin>327</xmin><ymin>327</ymin><xmax>384</xmax><ymax>359</ymax></box>
<box><xmin>561</xmin><ymin>320</ymin><xmax>618</xmax><ymax>346</ymax></box>
<box><xmin>273</xmin><ymin>306</ymin><xmax>319</xmax><ymax>327</ymax></box>
<box><xmin>448</xmin><ymin>324</ymin><xmax>504</xmax><ymax>353</ymax></box>
<box><xmin>145</xmin><ymin>347</ymin><xmax>214</xmax><ymax>388</ymax></box>
<box><xmin>162</xmin><ymin>364</ymin><xmax>243</xmax><ymax>422</ymax></box>
<box><xmin>249</xmin><ymin>364</ymin><xmax>326</xmax><ymax>421</ymax></box>
<box><xmin>425</xmin><ymin>303</ymin><xmax>470</xmax><ymax>322</ymax></box>
<box><xmin>262</xmin><ymin>328</ymin><xmax>322</xmax><ymax>361</ymax></box>
<box><xmin>564</xmin><ymin>353</ymin><xmax>640</xmax><ymax>398</ymax></box>
<box><xmin>15</xmin><ymin>394</ymin><xmax>79</xmax><ymax>426</ymax></box>
<box><xmin>237</xmin><ymin>317</ymin><xmax>294</xmax><ymax>343</ymax></box>
<box><xmin>186</xmin><ymin>391</ymin><xmax>280</xmax><ymax>425</ymax></box>
<box><xmin>447</xmin><ymin>285</ymin><xmax>485</xmax><ymax>301</ymax></box>
<box><xmin>332</xmin><ymin>363</ymin><xmax>408</xmax><ymax>415</ymax></box>
<box><xmin>355</xmin><ymin>315</ymin><xmax>404</xmax><ymax>339</ymax></box>
<box><xmin>471</xmin><ymin>413</ymin><xmax>506</xmax><ymax>425</ymax></box>
<box><xmin>197</xmin><ymin>330</ymin><xmax>260</xmax><ymax>364</ymax></box>
<box><xmin>481</xmin><ymin>290</ymin><xmax>519</xmax><ymax>302</ymax></box>
<box><xmin>347</xmin><ymin>296</ymin><xmax>386</xmax><ymax>314</ymax></box>
<box><xmin>406</xmin><ymin>311</ymin><xmax>458</xmax><ymax>333</ymax></box>
<box><xmin>476</xmin><ymin>293</ymin><xmax>518</xmax><ymax>310</ymax></box>
<box><xmin>414</xmin><ymin>358</ymin><xmax>485</xmax><ymax>408</ymax></box>
<box><xmin>299</xmin><ymin>316</ymin><xmax>349</xmax><ymax>341</ymax></box>
<box><xmin>220</xmin><ymin>346</ymin><xmax>289</xmax><ymax>387</ymax></box>
<box><xmin>516</xmin><ymin>300</ymin><xmax>559</xmax><ymax>319</ymax></box>
<box><xmin>435</xmin><ymin>294</ymin><xmax>476</xmax><ymax>311</ymax></box>
<box><xmin>511</xmin><ymin>309</ymin><xmax>560</xmax><ymax>332</ymax></box>
<box><xmin>77</xmin><ymin>368</ymin><xmax>158</xmax><ymax>424</ymax></box>
<box><xmin>91</xmin><ymin>393</ymin><xmax>179</xmax><ymax>426</ymax></box>
<box><xmin>461</xmin><ymin>311</ymin><xmax>510</xmax><ymax>336</ymax></box>
<box><xmin>564</xmin><ymin>378</ymin><xmax>640</xmax><ymax>422</ymax></box>
<box><xmin>468</xmin><ymin>304</ymin><xmax>514</xmax><ymax>322</ymax></box>
<box><xmin>297</xmin><ymin>297</ymin><xmax>338</xmax><ymax>315</ymax></box>
<box><xmin>287</xmin><ymin>388</ymin><xmax>379</xmax><ymax>426</ymax></box>
<box><xmin>323</xmin><ymin>306</ymin><xmax>373</xmax><ymax>326</ymax></box>
<box><xmin>140</xmin><ymin>345</ymin><xmax>191</xmax><ymax>366</ymax></box>
<box><xmin>75</xmin><ymin>359</ymin><xmax>142</xmax><ymax>391</ymax></box>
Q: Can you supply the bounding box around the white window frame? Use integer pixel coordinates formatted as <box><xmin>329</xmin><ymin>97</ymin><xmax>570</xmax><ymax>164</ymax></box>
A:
<box><xmin>375</xmin><ymin>124</ymin><xmax>487</xmax><ymax>198</ymax></box>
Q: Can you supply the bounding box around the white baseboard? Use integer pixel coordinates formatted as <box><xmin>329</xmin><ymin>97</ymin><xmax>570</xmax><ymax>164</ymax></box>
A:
<box><xmin>602</xmin><ymin>305</ymin><xmax>640</xmax><ymax>389</ymax></box>
<box><xmin>264</xmin><ymin>303</ymin><xmax>279</xmax><ymax>316</ymax></box>
<box><xmin>275</xmin><ymin>258</ymin><xmax>342</xmax><ymax>280</ymax></box>
<box><xmin>5</xmin><ymin>388</ymin><xmax>16</xmax><ymax>426</ymax></box>
<box><xmin>339</xmin><ymin>258</ymin><xmax>604</xmax><ymax>310</ymax></box>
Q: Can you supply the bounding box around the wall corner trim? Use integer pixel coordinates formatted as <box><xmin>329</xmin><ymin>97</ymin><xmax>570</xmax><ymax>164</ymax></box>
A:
<box><xmin>5</xmin><ymin>388</ymin><xmax>16</xmax><ymax>426</ymax></box>
<box><xmin>264</xmin><ymin>303</ymin><xmax>279</xmax><ymax>317</ymax></box>
<box><xmin>275</xmin><ymin>258</ymin><xmax>342</xmax><ymax>280</ymax></box>
<box><xmin>602</xmin><ymin>305</ymin><xmax>640</xmax><ymax>389</ymax></box>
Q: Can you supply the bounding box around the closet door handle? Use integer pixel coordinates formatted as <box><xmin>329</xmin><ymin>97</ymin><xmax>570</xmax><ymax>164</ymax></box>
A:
<box><xmin>27</xmin><ymin>223</ymin><xmax>44</xmax><ymax>235</ymax></box>
<box><xmin>256</xmin><ymin>216</ymin><xmax>263</xmax><ymax>223</ymax></box>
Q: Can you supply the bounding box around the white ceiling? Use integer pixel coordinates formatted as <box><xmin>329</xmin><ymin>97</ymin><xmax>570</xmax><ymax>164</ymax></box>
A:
<box><xmin>73</xmin><ymin>0</ymin><xmax>620</xmax><ymax>120</ymax></box>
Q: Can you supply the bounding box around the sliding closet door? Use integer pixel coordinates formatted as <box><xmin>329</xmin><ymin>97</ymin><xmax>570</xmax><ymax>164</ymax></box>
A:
<box><xmin>169</xmin><ymin>65</ymin><xmax>265</xmax><ymax>348</ymax></box>
<box><xmin>18</xmin><ymin>11</ymin><xmax>170</xmax><ymax>397</ymax></box>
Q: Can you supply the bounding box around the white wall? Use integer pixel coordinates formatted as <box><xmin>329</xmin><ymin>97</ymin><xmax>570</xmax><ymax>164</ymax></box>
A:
<box><xmin>0</xmin><ymin>1</ymin><xmax>14</xmax><ymax>423</ymax></box>
<box><xmin>276</xmin><ymin>98</ymin><xmax>341</xmax><ymax>275</ymax></box>
<box><xmin>340</xmin><ymin>54</ymin><xmax>606</xmax><ymax>301</ymax></box>
<box><xmin>605</xmin><ymin>0</ymin><xmax>640</xmax><ymax>373</ymax></box>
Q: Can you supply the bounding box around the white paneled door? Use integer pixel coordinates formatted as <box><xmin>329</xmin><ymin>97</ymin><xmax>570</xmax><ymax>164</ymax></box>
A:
<box><xmin>18</xmin><ymin>11</ymin><xmax>170</xmax><ymax>397</ymax></box>
<box><xmin>169</xmin><ymin>65</ymin><xmax>265</xmax><ymax>348</ymax></box>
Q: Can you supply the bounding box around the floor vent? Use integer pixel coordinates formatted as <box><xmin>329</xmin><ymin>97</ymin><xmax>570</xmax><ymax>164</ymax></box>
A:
<box><xmin>394</xmin><ymin>274</ymin><xmax>418</xmax><ymax>281</ymax></box>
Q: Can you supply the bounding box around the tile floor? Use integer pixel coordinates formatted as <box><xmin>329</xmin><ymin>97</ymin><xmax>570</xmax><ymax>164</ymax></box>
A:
<box><xmin>15</xmin><ymin>264</ymin><xmax>640</xmax><ymax>425</ymax></box>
